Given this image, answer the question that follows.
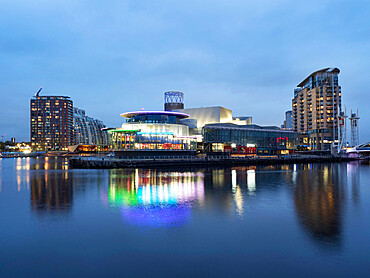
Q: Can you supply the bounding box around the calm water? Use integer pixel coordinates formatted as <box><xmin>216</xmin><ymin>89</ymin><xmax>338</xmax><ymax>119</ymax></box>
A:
<box><xmin>0</xmin><ymin>157</ymin><xmax>369</xmax><ymax>277</ymax></box>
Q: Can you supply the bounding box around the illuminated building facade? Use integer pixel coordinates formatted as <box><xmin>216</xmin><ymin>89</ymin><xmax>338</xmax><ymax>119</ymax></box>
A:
<box><xmin>175</xmin><ymin>106</ymin><xmax>252</xmax><ymax>134</ymax></box>
<box><xmin>292</xmin><ymin>68</ymin><xmax>341</xmax><ymax>150</ymax></box>
<box><xmin>30</xmin><ymin>95</ymin><xmax>73</xmax><ymax>151</ymax></box>
<box><xmin>203</xmin><ymin>123</ymin><xmax>296</xmax><ymax>155</ymax></box>
<box><xmin>73</xmin><ymin>107</ymin><xmax>108</xmax><ymax>146</ymax></box>
<box><xmin>109</xmin><ymin>111</ymin><xmax>196</xmax><ymax>150</ymax></box>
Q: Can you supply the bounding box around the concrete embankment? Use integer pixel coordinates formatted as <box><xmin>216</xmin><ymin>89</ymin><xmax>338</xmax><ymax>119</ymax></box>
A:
<box><xmin>0</xmin><ymin>153</ymin><xmax>40</xmax><ymax>158</ymax></box>
<box><xmin>69</xmin><ymin>156</ymin><xmax>357</xmax><ymax>169</ymax></box>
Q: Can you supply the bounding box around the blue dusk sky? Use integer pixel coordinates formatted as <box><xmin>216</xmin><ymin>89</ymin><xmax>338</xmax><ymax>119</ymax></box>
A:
<box><xmin>0</xmin><ymin>0</ymin><xmax>369</xmax><ymax>142</ymax></box>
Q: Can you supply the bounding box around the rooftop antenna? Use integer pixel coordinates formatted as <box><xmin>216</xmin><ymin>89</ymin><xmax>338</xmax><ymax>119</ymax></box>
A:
<box><xmin>35</xmin><ymin>87</ymin><xmax>42</xmax><ymax>96</ymax></box>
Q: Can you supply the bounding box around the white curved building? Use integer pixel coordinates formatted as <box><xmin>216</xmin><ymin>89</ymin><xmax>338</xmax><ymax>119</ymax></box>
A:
<box><xmin>120</xmin><ymin>111</ymin><xmax>190</xmax><ymax>137</ymax></box>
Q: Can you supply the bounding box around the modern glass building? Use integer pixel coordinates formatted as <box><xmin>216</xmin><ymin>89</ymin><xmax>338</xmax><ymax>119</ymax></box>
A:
<box><xmin>73</xmin><ymin>107</ymin><xmax>108</xmax><ymax>146</ymax></box>
<box><xmin>203</xmin><ymin>123</ymin><xmax>296</xmax><ymax>155</ymax></box>
<box><xmin>109</xmin><ymin>111</ymin><xmax>197</xmax><ymax>150</ymax></box>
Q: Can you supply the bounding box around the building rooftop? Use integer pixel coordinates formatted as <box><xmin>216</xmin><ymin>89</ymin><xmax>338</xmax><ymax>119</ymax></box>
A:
<box><xmin>177</xmin><ymin>106</ymin><xmax>230</xmax><ymax>111</ymax></box>
<box><xmin>297</xmin><ymin>67</ymin><xmax>340</xmax><ymax>87</ymax></box>
<box><xmin>32</xmin><ymin>95</ymin><xmax>71</xmax><ymax>99</ymax></box>
<box><xmin>120</xmin><ymin>110</ymin><xmax>189</xmax><ymax>119</ymax></box>
<box><xmin>204</xmin><ymin>123</ymin><xmax>295</xmax><ymax>133</ymax></box>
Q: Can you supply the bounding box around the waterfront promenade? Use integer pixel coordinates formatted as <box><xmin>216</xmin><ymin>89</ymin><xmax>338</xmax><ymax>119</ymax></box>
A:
<box><xmin>69</xmin><ymin>154</ymin><xmax>358</xmax><ymax>169</ymax></box>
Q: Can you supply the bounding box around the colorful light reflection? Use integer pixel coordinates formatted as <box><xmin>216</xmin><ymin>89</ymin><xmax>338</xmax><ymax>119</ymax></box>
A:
<box><xmin>107</xmin><ymin>169</ymin><xmax>205</xmax><ymax>228</ymax></box>
<box><xmin>121</xmin><ymin>206</ymin><xmax>191</xmax><ymax>228</ymax></box>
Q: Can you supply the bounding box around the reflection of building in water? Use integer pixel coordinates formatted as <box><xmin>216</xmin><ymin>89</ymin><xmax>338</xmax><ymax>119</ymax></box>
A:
<box><xmin>294</xmin><ymin>163</ymin><xmax>346</xmax><ymax>247</ymax></box>
<box><xmin>30</xmin><ymin>157</ymin><xmax>69</xmax><ymax>171</ymax></box>
<box><xmin>231</xmin><ymin>170</ymin><xmax>244</xmax><ymax>216</ymax></box>
<box><xmin>246</xmin><ymin>169</ymin><xmax>256</xmax><ymax>193</ymax></box>
<box><xmin>31</xmin><ymin>170</ymin><xmax>73</xmax><ymax>213</ymax></box>
<box><xmin>14</xmin><ymin>157</ymin><xmax>31</xmax><ymax>192</ymax></box>
<box><xmin>203</xmin><ymin>168</ymin><xmax>234</xmax><ymax>214</ymax></box>
<box><xmin>347</xmin><ymin>162</ymin><xmax>360</xmax><ymax>204</ymax></box>
<box><xmin>203</xmin><ymin>166</ymin><xmax>259</xmax><ymax>217</ymax></box>
<box><xmin>108</xmin><ymin>169</ymin><xmax>205</xmax><ymax>227</ymax></box>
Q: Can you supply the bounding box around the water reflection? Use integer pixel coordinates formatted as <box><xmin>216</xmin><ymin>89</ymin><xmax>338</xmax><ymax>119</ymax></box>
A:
<box><xmin>293</xmin><ymin>163</ymin><xmax>346</xmax><ymax>249</ymax></box>
<box><xmin>108</xmin><ymin>169</ymin><xmax>205</xmax><ymax>228</ymax></box>
<box><xmin>28</xmin><ymin>157</ymin><xmax>72</xmax><ymax>214</ymax></box>
<box><xmin>1</xmin><ymin>157</ymin><xmax>364</xmax><ymax>253</ymax></box>
<box><xmin>231</xmin><ymin>170</ymin><xmax>243</xmax><ymax>216</ymax></box>
<box><xmin>347</xmin><ymin>162</ymin><xmax>360</xmax><ymax>204</ymax></box>
<box><xmin>247</xmin><ymin>169</ymin><xmax>256</xmax><ymax>193</ymax></box>
<box><xmin>15</xmin><ymin>157</ymin><xmax>31</xmax><ymax>192</ymax></box>
<box><xmin>30</xmin><ymin>156</ymin><xmax>69</xmax><ymax>171</ymax></box>
<box><xmin>202</xmin><ymin>166</ymin><xmax>261</xmax><ymax>217</ymax></box>
<box><xmin>31</xmin><ymin>170</ymin><xmax>73</xmax><ymax>213</ymax></box>
<box><xmin>202</xmin><ymin>164</ymin><xmax>357</xmax><ymax>250</ymax></box>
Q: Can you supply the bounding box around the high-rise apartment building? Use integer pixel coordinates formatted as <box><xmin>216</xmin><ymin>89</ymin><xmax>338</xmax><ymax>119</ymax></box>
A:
<box><xmin>73</xmin><ymin>107</ymin><xmax>108</xmax><ymax>146</ymax></box>
<box><xmin>30</xmin><ymin>95</ymin><xmax>73</xmax><ymax>151</ymax></box>
<box><xmin>292</xmin><ymin>68</ymin><xmax>341</xmax><ymax>150</ymax></box>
